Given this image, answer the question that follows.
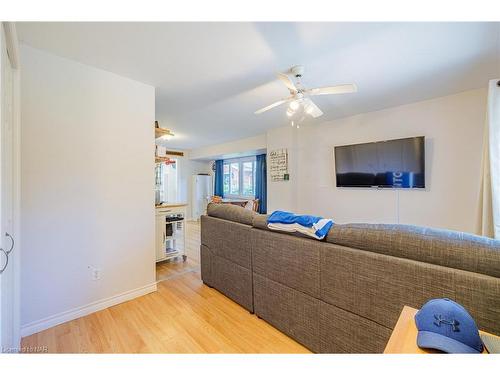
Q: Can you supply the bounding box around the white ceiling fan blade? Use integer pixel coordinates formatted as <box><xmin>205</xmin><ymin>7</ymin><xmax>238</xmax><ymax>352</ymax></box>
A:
<box><xmin>303</xmin><ymin>98</ymin><xmax>323</xmax><ymax>118</ymax></box>
<box><xmin>306</xmin><ymin>83</ymin><xmax>357</xmax><ymax>96</ymax></box>
<box><xmin>277</xmin><ymin>73</ymin><xmax>298</xmax><ymax>93</ymax></box>
<box><xmin>255</xmin><ymin>98</ymin><xmax>290</xmax><ymax>114</ymax></box>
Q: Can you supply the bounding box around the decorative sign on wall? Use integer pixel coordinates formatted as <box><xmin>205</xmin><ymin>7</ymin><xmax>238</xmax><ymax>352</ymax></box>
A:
<box><xmin>269</xmin><ymin>148</ymin><xmax>289</xmax><ymax>181</ymax></box>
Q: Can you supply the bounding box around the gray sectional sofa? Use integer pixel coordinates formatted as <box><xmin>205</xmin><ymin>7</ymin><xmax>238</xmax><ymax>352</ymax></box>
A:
<box><xmin>200</xmin><ymin>203</ymin><xmax>500</xmax><ymax>353</ymax></box>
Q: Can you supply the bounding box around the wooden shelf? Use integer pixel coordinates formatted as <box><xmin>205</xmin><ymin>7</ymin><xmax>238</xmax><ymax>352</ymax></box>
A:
<box><xmin>164</xmin><ymin>150</ymin><xmax>184</xmax><ymax>157</ymax></box>
<box><xmin>155</xmin><ymin>127</ymin><xmax>174</xmax><ymax>139</ymax></box>
<box><xmin>156</xmin><ymin>150</ymin><xmax>184</xmax><ymax>157</ymax></box>
<box><xmin>155</xmin><ymin>156</ymin><xmax>176</xmax><ymax>164</ymax></box>
<box><xmin>154</xmin><ymin>122</ymin><xmax>183</xmax><ymax>156</ymax></box>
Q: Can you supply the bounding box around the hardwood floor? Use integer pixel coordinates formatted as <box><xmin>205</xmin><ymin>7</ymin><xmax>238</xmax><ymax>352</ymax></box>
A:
<box><xmin>156</xmin><ymin>257</ymin><xmax>199</xmax><ymax>281</ymax></box>
<box><xmin>21</xmin><ymin>220</ymin><xmax>310</xmax><ymax>353</ymax></box>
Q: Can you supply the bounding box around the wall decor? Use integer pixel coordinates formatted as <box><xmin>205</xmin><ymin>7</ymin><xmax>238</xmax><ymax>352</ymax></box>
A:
<box><xmin>269</xmin><ymin>148</ymin><xmax>289</xmax><ymax>181</ymax></box>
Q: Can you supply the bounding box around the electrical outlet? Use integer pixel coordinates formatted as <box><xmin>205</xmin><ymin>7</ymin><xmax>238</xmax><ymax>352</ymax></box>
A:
<box><xmin>88</xmin><ymin>265</ymin><xmax>101</xmax><ymax>281</ymax></box>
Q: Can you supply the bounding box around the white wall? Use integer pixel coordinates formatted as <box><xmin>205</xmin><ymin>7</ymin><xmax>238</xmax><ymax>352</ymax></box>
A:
<box><xmin>268</xmin><ymin>88</ymin><xmax>487</xmax><ymax>233</ymax></box>
<box><xmin>20</xmin><ymin>45</ymin><xmax>156</xmax><ymax>333</ymax></box>
<box><xmin>266</xmin><ymin>127</ymin><xmax>297</xmax><ymax>213</ymax></box>
<box><xmin>189</xmin><ymin>134</ymin><xmax>266</xmax><ymax>161</ymax></box>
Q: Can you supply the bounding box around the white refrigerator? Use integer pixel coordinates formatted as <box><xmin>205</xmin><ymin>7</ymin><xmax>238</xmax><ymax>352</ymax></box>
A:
<box><xmin>192</xmin><ymin>175</ymin><xmax>213</xmax><ymax>220</ymax></box>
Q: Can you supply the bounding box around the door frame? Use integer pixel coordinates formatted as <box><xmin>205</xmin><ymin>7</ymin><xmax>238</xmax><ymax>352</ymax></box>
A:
<box><xmin>1</xmin><ymin>21</ymin><xmax>21</xmax><ymax>350</ymax></box>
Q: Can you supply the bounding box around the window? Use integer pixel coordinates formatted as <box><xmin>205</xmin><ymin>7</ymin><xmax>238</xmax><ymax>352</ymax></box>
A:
<box><xmin>223</xmin><ymin>157</ymin><xmax>256</xmax><ymax>197</ymax></box>
<box><xmin>230</xmin><ymin>162</ymin><xmax>239</xmax><ymax>195</ymax></box>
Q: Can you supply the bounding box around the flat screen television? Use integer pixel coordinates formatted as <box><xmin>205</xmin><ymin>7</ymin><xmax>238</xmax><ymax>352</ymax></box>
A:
<box><xmin>334</xmin><ymin>136</ymin><xmax>425</xmax><ymax>188</ymax></box>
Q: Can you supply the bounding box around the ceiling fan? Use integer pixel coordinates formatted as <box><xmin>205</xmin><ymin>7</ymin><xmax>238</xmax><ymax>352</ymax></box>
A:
<box><xmin>255</xmin><ymin>65</ymin><xmax>357</xmax><ymax>119</ymax></box>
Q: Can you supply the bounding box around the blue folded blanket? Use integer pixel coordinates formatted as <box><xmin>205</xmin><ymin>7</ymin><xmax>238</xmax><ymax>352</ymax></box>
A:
<box><xmin>267</xmin><ymin>211</ymin><xmax>334</xmax><ymax>240</ymax></box>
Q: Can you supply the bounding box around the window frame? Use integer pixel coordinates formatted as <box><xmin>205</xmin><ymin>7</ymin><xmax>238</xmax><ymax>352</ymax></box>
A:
<box><xmin>222</xmin><ymin>156</ymin><xmax>256</xmax><ymax>199</ymax></box>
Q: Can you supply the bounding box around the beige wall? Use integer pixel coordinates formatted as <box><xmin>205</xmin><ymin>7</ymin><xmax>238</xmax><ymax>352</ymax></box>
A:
<box><xmin>20</xmin><ymin>45</ymin><xmax>156</xmax><ymax>333</ymax></box>
<box><xmin>267</xmin><ymin>88</ymin><xmax>486</xmax><ymax>233</ymax></box>
<box><xmin>186</xmin><ymin>87</ymin><xmax>487</xmax><ymax>233</ymax></box>
<box><xmin>189</xmin><ymin>134</ymin><xmax>267</xmax><ymax>161</ymax></box>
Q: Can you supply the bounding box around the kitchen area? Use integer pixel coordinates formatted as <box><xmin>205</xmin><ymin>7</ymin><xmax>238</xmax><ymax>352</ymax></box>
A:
<box><xmin>154</xmin><ymin>122</ymin><xmax>212</xmax><ymax>281</ymax></box>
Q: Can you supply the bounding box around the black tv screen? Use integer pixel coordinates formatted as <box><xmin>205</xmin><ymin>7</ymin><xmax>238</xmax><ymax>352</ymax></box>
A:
<box><xmin>334</xmin><ymin>136</ymin><xmax>425</xmax><ymax>188</ymax></box>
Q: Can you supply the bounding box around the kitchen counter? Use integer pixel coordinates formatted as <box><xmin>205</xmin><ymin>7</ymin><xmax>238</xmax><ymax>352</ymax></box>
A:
<box><xmin>155</xmin><ymin>202</ymin><xmax>188</xmax><ymax>209</ymax></box>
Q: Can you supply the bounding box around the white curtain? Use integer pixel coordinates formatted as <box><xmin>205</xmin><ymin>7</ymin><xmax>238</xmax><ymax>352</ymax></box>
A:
<box><xmin>478</xmin><ymin>79</ymin><xmax>500</xmax><ymax>238</ymax></box>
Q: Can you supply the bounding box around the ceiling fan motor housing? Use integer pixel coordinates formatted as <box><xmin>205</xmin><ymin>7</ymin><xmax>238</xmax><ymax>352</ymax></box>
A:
<box><xmin>291</xmin><ymin>65</ymin><xmax>305</xmax><ymax>78</ymax></box>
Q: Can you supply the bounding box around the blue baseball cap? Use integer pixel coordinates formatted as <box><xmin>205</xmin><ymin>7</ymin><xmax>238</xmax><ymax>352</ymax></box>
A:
<box><xmin>414</xmin><ymin>298</ymin><xmax>483</xmax><ymax>354</ymax></box>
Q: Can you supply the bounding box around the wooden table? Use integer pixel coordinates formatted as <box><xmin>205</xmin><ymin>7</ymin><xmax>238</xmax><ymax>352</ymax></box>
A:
<box><xmin>384</xmin><ymin>306</ymin><xmax>498</xmax><ymax>354</ymax></box>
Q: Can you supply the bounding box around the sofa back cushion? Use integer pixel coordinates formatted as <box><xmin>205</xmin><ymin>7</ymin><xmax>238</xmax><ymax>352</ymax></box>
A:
<box><xmin>201</xmin><ymin>215</ymin><xmax>254</xmax><ymax>312</ymax></box>
<box><xmin>321</xmin><ymin>243</ymin><xmax>500</xmax><ymax>336</ymax></box>
<box><xmin>207</xmin><ymin>202</ymin><xmax>255</xmax><ymax>226</ymax></box>
<box><xmin>252</xmin><ymin>213</ymin><xmax>269</xmax><ymax>230</ymax></box>
<box><xmin>325</xmin><ymin>223</ymin><xmax>500</xmax><ymax>278</ymax></box>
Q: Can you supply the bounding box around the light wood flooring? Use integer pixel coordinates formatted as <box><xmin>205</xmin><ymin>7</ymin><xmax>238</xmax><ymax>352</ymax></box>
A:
<box><xmin>21</xmin><ymin>221</ymin><xmax>309</xmax><ymax>353</ymax></box>
<box><xmin>156</xmin><ymin>257</ymin><xmax>199</xmax><ymax>281</ymax></box>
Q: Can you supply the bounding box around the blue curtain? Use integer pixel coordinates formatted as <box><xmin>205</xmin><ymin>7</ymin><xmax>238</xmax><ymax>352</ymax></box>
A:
<box><xmin>214</xmin><ymin>160</ymin><xmax>224</xmax><ymax>197</ymax></box>
<box><xmin>255</xmin><ymin>154</ymin><xmax>267</xmax><ymax>214</ymax></box>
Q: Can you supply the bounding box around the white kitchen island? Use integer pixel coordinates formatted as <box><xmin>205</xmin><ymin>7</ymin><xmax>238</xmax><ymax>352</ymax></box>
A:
<box><xmin>155</xmin><ymin>203</ymin><xmax>188</xmax><ymax>263</ymax></box>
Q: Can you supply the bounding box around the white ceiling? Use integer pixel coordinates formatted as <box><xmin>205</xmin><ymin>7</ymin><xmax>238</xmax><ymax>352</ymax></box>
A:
<box><xmin>16</xmin><ymin>22</ymin><xmax>500</xmax><ymax>150</ymax></box>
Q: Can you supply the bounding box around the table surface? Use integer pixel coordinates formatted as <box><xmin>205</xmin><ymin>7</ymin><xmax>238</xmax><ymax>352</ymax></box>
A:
<box><xmin>384</xmin><ymin>305</ymin><xmax>497</xmax><ymax>354</ymax></box>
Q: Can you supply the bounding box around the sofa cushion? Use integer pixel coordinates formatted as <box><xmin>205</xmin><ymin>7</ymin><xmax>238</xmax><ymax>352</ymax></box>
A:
<box><xmin>212</xmin><ymin>254</ymin><xmax>254</xmax><ymax>312</ymax></box>
<box><xmin>207</xmin><ymin>203</ymin><xmax>255</xmax><ymax>226</ymax></box>
<box><xmin>252</xmin><ymin>213</ymin><xmax>269</xmax><ymax>230</ymax></box>
<box><xmin>201</xmin><ymin>215</ymin><xmax>252</xmax><ymax>269</ymax></box>
<box><xmin>252</xmin><ymin>227</ymin><xmax>321</xmax><ymax>299</ymax></box>
<box><xmin>454</xmin><ymin>270</ymin><xmax>500</xmax><ymax>336</ymax></box>
<box><xmin>326</xmin><ymin>223</ymin><xmax>500</xmax><ymax>278</ymax></box>
<box><xmin>253</xmin><ymin>274</ymin><xmax>320</xmax><ymax>352</ymax></box>
<box><xmin>319</xmin><ymin>301</ymin><xmax>392</xmax><ymax>353</ymax></box>
<box><xmin>321</xmin><ymin>243</ymin><xmax>456</xmax><ymax>329</ymax></box>
<box><xmin>321</xmin><ymin>242</ymin><xmax>500</xmax><ymax>335</ymax></box>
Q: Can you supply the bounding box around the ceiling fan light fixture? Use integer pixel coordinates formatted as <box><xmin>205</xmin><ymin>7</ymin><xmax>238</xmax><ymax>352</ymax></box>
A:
<box><xmin>286</xmin><ymin>108</ymin><xmax>294</xmax><ymax>117</ymax></box>
<box><xmin>289</xmin><ymin>100</ymin><xmax>299</xmax><ymax>110</ymax></box>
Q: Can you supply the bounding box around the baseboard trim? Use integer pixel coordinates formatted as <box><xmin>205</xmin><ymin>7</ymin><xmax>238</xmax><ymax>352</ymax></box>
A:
<box><xmin>20</xmin><ymin>282</ymin><xmax>158</xmax><ymax>338</ymax></box>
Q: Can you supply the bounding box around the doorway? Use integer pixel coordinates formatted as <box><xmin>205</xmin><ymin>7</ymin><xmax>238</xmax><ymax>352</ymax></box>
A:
<box><xmin>0</xmin><ymin>22</ymin><xmax>20</xmax><ymax>352</ymax></box>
